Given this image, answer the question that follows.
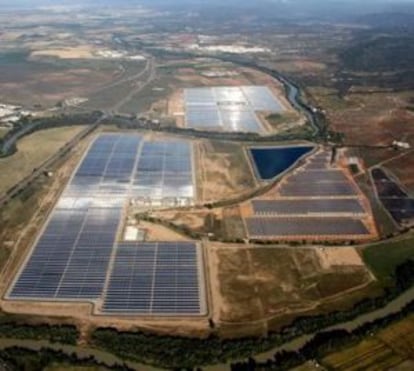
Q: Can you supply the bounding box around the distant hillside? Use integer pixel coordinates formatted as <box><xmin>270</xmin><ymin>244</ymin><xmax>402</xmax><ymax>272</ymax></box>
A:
<box><xmin>355</xmin><ymin>12</ymin><xmax>414</xmax><ymax>32</ymax></box>
<box><xmin>340</xmin><ymin>35</ymin><xmax>414</xmax><ymax>73</ymax></box>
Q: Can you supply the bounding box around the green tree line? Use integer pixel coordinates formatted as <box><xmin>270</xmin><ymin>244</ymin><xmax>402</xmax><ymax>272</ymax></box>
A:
<box><xmin>91</xmin><ymin>260</ymin><xmax>414</xmax><ymax>369</ymax></box>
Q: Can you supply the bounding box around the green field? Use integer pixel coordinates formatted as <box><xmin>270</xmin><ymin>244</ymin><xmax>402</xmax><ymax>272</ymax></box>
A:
<box><xmin>0</xmin><ymin>125</ymin><xmax>84</xmax><ymax>194</ymax></box>
<box><xmin>0</xmin><ymin>128</ymin><xmax>10</xmax><ymax>139</ymax></box>
<box><xmin>362</xmin><ymin>234</ymin><xmax>414</xmax><ymax>284</ymax></box>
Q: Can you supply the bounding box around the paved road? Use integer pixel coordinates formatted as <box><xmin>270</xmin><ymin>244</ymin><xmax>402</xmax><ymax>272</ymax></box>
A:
<box><xmin>91</xmin><ymin>56</ymin><xmax>152</xmax><ymax>95</ymax></box>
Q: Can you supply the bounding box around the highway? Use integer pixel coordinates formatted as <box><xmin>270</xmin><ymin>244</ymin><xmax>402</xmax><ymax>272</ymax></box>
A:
<box><xmin>110</xmin><ymin>56</ymin><xmax>156</xmax><ymax>114</ymax></box>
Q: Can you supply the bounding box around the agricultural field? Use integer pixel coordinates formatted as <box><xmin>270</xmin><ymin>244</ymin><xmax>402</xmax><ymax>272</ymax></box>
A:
<box><xmin>0</xmin><ymin>128</ymin><xmax>10</xmax><ymax>139</ymax></box>
<box><xmin>79</xmin><ymin>60</ymin><xmax>149</xmax><ymax>113</ymax></box>
<box><xmin>321</xmin><ymin>315</ymin><xmax>414</xmax><ymax>370</ymax></box>
<box><xmin>0</xmin><ymin>50</ymin><xmax>123</xmax><ymax>108</ymax></box>
<box><xmin>0</xmin><ymin>126</ymin><xmax>85</xmax><ymax>194</ymax></box>
<box><xmin>315</xmin><ymin>90</ymin><xmax>414</xmax><ymax>149</ymax></box>
<box><xmin>361</xmin><ymin>234</ymin><xmax>414</xmax><ymax>284</ymax></box>
<box><xmin>117</xmin><ymin>80</ymin><xmax>173</xmax><ymax>115</ymax></box>
<box><xmin>291</xmin><ymin>361</ymin><xmax>322</xmax><ymax>371</ymax></box>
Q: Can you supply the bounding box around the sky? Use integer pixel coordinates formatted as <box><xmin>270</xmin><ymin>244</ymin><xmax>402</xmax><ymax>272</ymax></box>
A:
<box><xmin>1</xmin><ymin>0</ymin><xmax>414</xmax><ymax>12</ymax></box>
<box><xmin>1</xmin><ymin>0</ymin><xmax>414</xmax><ymax>4</ymax></box>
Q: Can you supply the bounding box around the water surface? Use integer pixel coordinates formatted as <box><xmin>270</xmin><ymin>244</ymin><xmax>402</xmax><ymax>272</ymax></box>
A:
<box><xmin>250</xmin><ymin>146</ymin><xmax>313</xmax><ymax>180</ymax></box>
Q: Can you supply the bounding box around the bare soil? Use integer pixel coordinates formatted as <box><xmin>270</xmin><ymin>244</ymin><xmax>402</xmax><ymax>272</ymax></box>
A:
<box><xmin>138</xmin><ymin>220</ymin><xmax>191</xmax><ymax>241</ymax></box>
<box><xmin>210</xmin><ymin>244</ymin><xmax>373</xmax><ymax>329</ymax></box>
<box><xmin>196</xmin><ymin>140</ymin><xmax>257</xmax><ymax>203</ymax></box>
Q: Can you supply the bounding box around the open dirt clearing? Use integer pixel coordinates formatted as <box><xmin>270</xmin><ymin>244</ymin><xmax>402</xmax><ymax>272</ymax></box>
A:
<box><xmin>210</xmin><ymin>245</ymin><xmax>373</xmax><ymax>328</ymax></box>
<box><xmin>196</xmin><ymin>140</ymin><xmax>257</xmax><ymax>203</ymax></box>
<box><xmin>30</xmin><ymin>46</ymin><xmax>96</xmax><ymax>60</ymax></box>
<box><xmin>309</xmin><ymin>88</ymin><xmax>414</xmax><ymax>173</ymax></box>
<box><xmin>137</xmin><ymin>220</ymin><xmax>191</xmax><ymax>242</ymax></box>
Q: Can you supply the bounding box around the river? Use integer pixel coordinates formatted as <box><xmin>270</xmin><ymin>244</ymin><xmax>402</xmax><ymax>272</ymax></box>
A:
<box><xmin>1</xmin><ymin>286</ymin><xmax>414</xmax><ymax>371</ymax></box>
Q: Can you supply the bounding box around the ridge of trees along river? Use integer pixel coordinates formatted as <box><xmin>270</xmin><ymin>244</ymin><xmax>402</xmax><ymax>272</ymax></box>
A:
<box><xmin>2</xmin><ymin>260</ymin><xmax>413</xmax><ymax>369</ymax></box>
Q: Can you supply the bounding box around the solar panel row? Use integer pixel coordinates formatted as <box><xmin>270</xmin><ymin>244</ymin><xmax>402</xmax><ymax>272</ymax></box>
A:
<box><xmin>290</xmin><ymin>170</ymin><xmax>348</xmax><ymax>183</ymax></box>
<box><xmin>252</xmin><ymin>199</ymin><xmax>365</xmax><ymax>215</ymax></box>
<box><xmin>246</xmin><ymin>217</ymin><xmax>369</xmax><ymax>237</ymax></box>
<box><xmin>304</xmin><ymin>152</ymin><xmax>331</xmax><ymax>170</ymax></box>
<box><xmin>280</xmin><ymin>182</ymin><xmax>357</xmax><ymax>197</ymax></box>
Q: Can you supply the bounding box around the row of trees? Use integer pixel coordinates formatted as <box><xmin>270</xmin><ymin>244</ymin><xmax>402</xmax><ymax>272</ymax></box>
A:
<box><xmin>104</xmin><ymin>115</ymin><xmax>316</xmax><ymax>143</ymax></box>
<box><xmin>232</xmin><ymin>297</ymin><xmax>414</xmax><ymax>370</ymax></box>
<box><xmin>0</xmin><ymin>111</ymin><xmax>101</xmax><ymax>157</ymax></box>
<box><xmin>0</xmin><ymin>323</ymin><xmax>79</xmax><ymax>345</ymax></box>
<box><xmin>0</xmin><ymin>347</ymin><xmax>132</xmax><ymax>371</ymax></box>
<box><xmin>91</xmin><ymin>260</ymin><xmax>414</xmax><ymax>369</ymax></box>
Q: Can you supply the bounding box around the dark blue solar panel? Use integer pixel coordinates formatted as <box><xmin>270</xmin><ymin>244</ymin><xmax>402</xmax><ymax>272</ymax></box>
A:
<box><xmin>8</xmin><ymin>134</ymin><xmax>142</xmax><ymax>301</ymax></box>
<box><xmin>102</xmin><ymin>242</ymin><xmax>204</xmax><ymax>315</ymax></box>
<box><xmin>132</xmin><ymin>141</ymin><xmax>194</xmax><ymax>200</ymax></box>
<box><xmin>8</xmin><ymin>134</ymin><xmax>205</xmax><ymax>315</ymax></box>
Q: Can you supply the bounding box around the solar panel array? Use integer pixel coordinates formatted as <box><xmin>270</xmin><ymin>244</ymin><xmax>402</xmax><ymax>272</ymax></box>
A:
<box><xmin>246</xmin><ymin>149</ymin><xmax>373</xmax><ymax>240</ymax></box>
<box><xmin>10</xmin><ymin>134</ymin><xmax>140</xmax><ymax>300</ymax></box>
<box><xmin>279</xmin><ymin>159</ymin><xmax>358</xmax><ymax>198</ymax></box>
<box><xmin>372</xmin><ymin>168</ymin><xmax>414</xmax><ymax>225</ymax></box>
<box><xmin>8</xmin><ymin>134</ymin><xmax>205</xmax><ymax>316</ymax></box>
<box><xmin>184</xmin><ymin>86</ymin><xmax>284</xmax><ymax>133</ymax></box>
<box><xmin>131</xmin><ymin>140</ymin><xmax>194</xmax><ymax>201</ymax></box>
<box><xmin>103</xmin><ymin>242</ymin><xmax>205</xmax><ymax>315</ymax></box>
